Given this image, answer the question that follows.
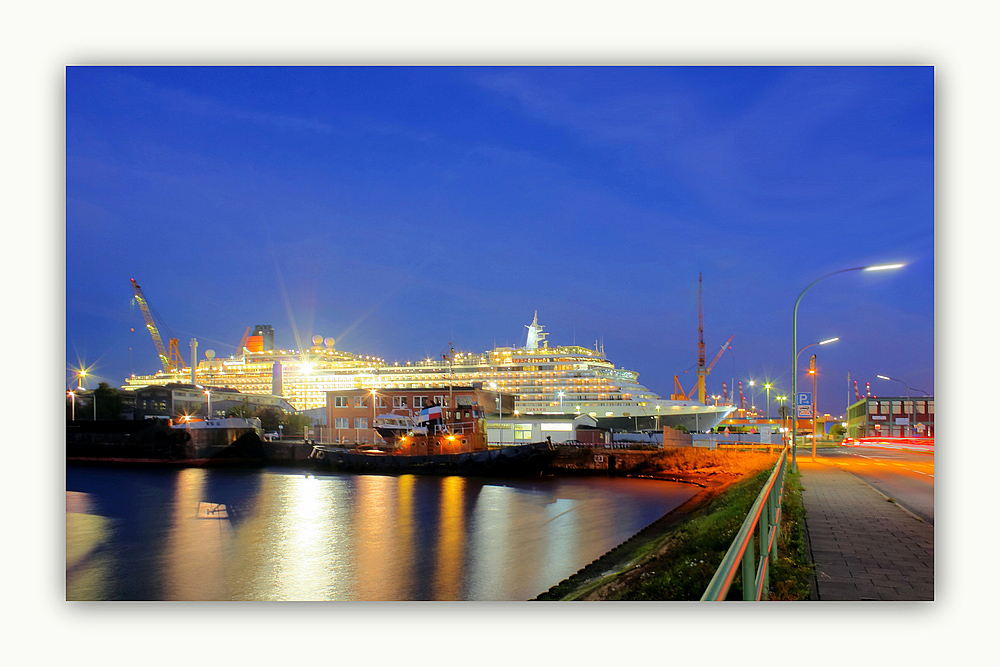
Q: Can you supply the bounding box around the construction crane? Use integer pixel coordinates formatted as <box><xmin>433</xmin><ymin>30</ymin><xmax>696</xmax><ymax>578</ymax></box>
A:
<box><xmin>670</xmin><ymin>335</ymin><xmax>735</xmax><ymax>401</ymax></box>
<box><xmin>130</xmin><ymin>278</ymin><xmax>185</xmax><ymax>373</ymax></box>
<box><xmin>669</xmin><ymin>274</ymin><xmax>734</xmax><ymax>403</ymax></box>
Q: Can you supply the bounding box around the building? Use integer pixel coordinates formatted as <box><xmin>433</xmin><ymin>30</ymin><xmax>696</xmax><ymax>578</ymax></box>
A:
<box><xmin>132</xmin><ymin>383</ymin><xmax>295</xmax><ymax>420</ymax></box>
<box><xmin>486</xmin><ymin>413</ymin><xmax>600</xmax><ymax>446</ymax></box>
<box><xmin>326</xmin><ymin>386</ymin><xmax>508</xmax><ymax>444</ymax></box>
<box><xmin>846</xmin><ymin>396</ymin><xmax>934</xmax><ymax>438</ymax></box>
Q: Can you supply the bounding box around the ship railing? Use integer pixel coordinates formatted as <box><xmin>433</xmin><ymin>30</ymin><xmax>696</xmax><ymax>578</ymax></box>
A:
<box><xmin>700</xmin><ymin>445</ymin><xmax>789</xmax><ymax>601</ymax></box>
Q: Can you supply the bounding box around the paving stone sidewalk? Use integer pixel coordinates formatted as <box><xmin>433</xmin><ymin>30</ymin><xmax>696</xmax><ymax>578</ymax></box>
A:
<box><xmin>797</xmin><ymin>459</ymin><xmax>934</xmax><ymax>601</ymax></box>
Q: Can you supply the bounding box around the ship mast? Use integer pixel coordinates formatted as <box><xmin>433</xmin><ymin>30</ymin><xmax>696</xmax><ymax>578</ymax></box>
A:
<box><xmin>696</xmin><ymin>273</ymin><xmax>707</xmax><ymax>404</ymax></box>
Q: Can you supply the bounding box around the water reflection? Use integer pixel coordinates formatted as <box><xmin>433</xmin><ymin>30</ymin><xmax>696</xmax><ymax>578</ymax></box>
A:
<box><xmin>66</xmin><ymin>467</ymin><xmax>697</xmax><ymax>601</ymax></box>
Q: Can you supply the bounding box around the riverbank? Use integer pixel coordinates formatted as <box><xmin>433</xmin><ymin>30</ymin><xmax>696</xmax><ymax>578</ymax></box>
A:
<box><xmin>534</xmin><ymin>448</ymin><xmax>810</xmax><ymax>601</ymax></box>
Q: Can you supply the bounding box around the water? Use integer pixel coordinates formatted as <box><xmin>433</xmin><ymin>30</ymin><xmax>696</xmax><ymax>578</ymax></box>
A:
<box><xmin>66</xmin><ymin>465</ymin><xmax>698</xmax><ymax>601</ymax></box>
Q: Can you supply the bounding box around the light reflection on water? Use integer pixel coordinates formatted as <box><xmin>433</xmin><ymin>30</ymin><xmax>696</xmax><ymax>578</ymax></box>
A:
<box><xmin>66</xmin><ymin>466</ymin><xmax>697</xmax><ymax>601</ymax></box>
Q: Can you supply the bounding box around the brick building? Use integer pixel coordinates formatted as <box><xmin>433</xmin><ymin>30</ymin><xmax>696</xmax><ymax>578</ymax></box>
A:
<box><xmin>325</xmin><ymin>386</ymin><xmax>509</xmax><ymax>444</ymax></box>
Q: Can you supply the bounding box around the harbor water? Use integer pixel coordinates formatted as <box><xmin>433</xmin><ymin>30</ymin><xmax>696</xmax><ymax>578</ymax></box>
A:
<box><xmin>66</xmin><ymin>465</ymin><xmax>698</xmax><ymax>601</ymax></box>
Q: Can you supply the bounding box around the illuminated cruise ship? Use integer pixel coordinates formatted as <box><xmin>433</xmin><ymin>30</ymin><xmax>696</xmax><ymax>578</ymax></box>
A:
<box><xmin>123</xmin><ymin>315</ymin><xmax>734</xmax><ymax>432</ymax></box>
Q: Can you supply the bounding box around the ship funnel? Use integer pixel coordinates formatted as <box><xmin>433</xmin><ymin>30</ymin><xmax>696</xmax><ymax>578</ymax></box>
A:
<box><xmin>524</xmin><ymin>312</ymin><xmax>548</xmax><ymax>349</ymax></box>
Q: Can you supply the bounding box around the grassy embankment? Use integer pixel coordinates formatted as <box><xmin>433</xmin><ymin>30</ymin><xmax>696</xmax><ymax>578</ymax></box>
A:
<box><xmin>535</xmin><ymin>447</ymin><xmax>812</xmax><ymax>601</ymax></box>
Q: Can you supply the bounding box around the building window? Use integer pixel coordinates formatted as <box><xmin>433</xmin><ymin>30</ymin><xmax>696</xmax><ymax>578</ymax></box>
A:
<box><xmin>413</xmin><ymin>396</ymin><xmax>427</xmax><ymax>408</ymax></box>
<box><xmin>334</xmin><ymin>417</ymin><xmax>348</xmax><ymax>429</ymax></box>
<box><xmin>880</xmin><ymin>402</ymin><xmax>889</xmax><ymax>415</ymax></box>
<box><xmin>333</xmin><ymin>396</ymin><xmax>348</xmax><ymax>408</ymax></box>
<box><xmin>354</xmin><ymin>418</ymin><xmax>368</xmax><ymax>429</ymax></box>
<box><xmin>434</xmin><ymin>396</ymin><xmax>449</xmax><ymax>407</ymax></box>
<box><xmin>917</xmin><ymin>401</ymin><xmax>926</xmax><ymax>414</ymax></box>
<box><xmin>514</xmin><ymin>424</ymin><xmax>532</xmax><ymax>440</ymax></box>
<box><xmin>928</xmin><ymin>402</ymin><xmax>934</xmax><ymax>414</ymax></box>
<box><xmin>868</xmin><ymin>402</ymin><xmax>878</xmax><ymax>415</ymax></box>
<box><xmin>393</xmin><ymin>397</ymin><xmax>407</xmax><ymax>409</ymax></box>
<box><xmin>377</xmin><ymin>397</ymin><xmax>387</xmax><ymax>408</ymax></box>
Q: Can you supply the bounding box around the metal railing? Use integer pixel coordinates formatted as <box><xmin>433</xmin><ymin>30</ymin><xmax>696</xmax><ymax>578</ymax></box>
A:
<box><xmin>701</xmin><ymin>446</ymin><xmax>789</xmax><ymax>601</ymax></box>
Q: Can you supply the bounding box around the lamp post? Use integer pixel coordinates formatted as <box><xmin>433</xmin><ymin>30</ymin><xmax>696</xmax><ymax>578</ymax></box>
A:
<box><xmin>748</xmin><ymin>380</ymin><xmax>756</xmax><ymax>415</ymax></box>
<box><xmin>370</xmin><ymin>388</ymin><xmax>378</xmax><ymax>442</ymax></box>
<box><xmin>655</xmin><ymin>404</ymin><xmax>661</xmax><ymax>431</ymax></box>
<box><xmin>490</xmin><ymin>382</ymin><xmax>502</xmax><ymax>445</ymax></box>
<box><xmin>792</xmin><ymin>263</ymin><xmax>904</xmax><ymax>470</ymax></box>
<box><xmin>796</xmin><ymin>337</ymin><xmax>839</xmax><ymax>461</ymax></box>
<box><xmin>68</xmin><ymin>390</ymin><xmax>76</xmax><ymax>421</ymax></box>
<box><xmin>205</xmin><ymin>390</ymin><xmax>212</xmax><ymax>419</ymax></box>
<box><xmin>875</xmin><ymin>375</ymin><xmax>927</xmax><ymax>437</ymax></box>
<box><xmin>764</xmin><ymin>383</ymin><xmax>772</xmax><ymax>421</ymax></box>
<box><xmin>558</xmin><ymin>391</ymin><xmax>565</xmax><ymax>410</ymax></box>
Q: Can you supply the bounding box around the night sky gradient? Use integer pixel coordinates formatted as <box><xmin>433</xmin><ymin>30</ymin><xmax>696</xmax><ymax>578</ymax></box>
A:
<box><xmin>66</xmin><ymin>66</ymin><xmax>933</xmax><ymax>417</ymax></box>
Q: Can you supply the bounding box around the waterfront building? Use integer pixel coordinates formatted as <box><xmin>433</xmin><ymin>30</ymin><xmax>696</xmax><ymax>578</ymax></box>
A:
<box><xmin>846</xmin><ymin>395</ymin><xmax>934</xmax><ymax>438</ymax></box>
<box><xmin>325</xmin><ymin>386</ymin><xmax>507</xmax><ymax>444</ymax></box>
<box><xmin>486</xmin><ymin>413</ymin><xmax>601</xmax><ymax>446</ymax></box>
<box><xmin>132</xmin><ymin>383</ymin><xmax>294</xmax><ymax>420</ymax></box>
<box><xmin>123</xmin><ymin>314</ymin><xmax>735</xmax><ymax>432</ymax></box>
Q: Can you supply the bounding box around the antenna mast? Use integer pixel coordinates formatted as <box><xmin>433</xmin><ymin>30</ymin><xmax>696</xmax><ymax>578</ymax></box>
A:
<box><xmin>696</xmin><ymin>273</ymin><xmax>707</xmax><ymax>404</ymax></box>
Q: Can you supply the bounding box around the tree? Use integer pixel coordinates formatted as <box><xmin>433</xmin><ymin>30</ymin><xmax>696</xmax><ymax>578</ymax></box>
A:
<box><xmin>829</xmin><ymin>424</ymin><xmax>847</xmax><ymax>440</ymax></box>
<box><xmin>94</xmin><ymin>382</ymin><xmax>123</xmax><ymax>420</ymax></box>
<box><xmin>282</xmin><ymin>412</ymin><xmax>312</xmax><ymax>437</ymax></box>
<box><xmin>226</xmin><ymin>401</ymin><xmax>254</xmax><ymax>418</ymax></box>
<box><xmin>255</xmin><ymin>407</ymin><xmax>283</xmax><ymax>432</ymax></box>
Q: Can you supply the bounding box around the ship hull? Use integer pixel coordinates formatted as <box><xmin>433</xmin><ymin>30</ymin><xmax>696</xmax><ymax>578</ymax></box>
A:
<box><xmin>311</xmin><ymin>441</ymin><xmax>557</xmax><ymax>476</ymax></box>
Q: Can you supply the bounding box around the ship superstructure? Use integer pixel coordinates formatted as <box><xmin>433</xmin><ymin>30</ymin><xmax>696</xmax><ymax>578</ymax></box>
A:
<box><xmin>123</xmin><ymin>316</ymin><xmax>734</xmax><ymax>431</ymax></box>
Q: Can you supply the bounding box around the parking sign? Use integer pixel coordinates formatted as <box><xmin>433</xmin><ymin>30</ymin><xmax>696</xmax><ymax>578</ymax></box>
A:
<box><xmin>797</xmin><ymin>392</ymin><xmax>812</xmax><ymax>407</ymax></box>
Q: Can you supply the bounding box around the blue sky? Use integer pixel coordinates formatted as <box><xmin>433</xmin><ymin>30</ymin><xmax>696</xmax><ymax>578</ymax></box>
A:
<box><xmin>66</xmin><ymin>65</ymin><xmax>933</xmax><ymax>415</ymax></box>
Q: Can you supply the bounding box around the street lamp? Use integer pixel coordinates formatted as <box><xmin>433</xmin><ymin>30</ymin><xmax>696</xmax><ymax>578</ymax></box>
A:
<box><xmin>205</xmin><ymin>390</ymin><xmax>212</xmax><ymax>419</ymax></box>
<box><xmin>748</xmin><ymin>380</ymin><xmax>756</xmax><ymax>414</ymax></box>
<box><xmin>792</xmin><ymin>263</ymin><xmax>904</xmax><ymax>470</ymax></box>
<box><xmin>797</xmin><ymin>337</ymin><xmax>839</xmax><ymax>462</ymax></box>
<box><xmin>490</xmin><ymin>382</ymin><xmax>503</xmax><ymax>445</ymax></box>
<box><xmin>764</xmin><ymin>383</ymin><xmax>772</xmax><ymax>421</ymax></box>
<box><xmin>876</xmin><ymin>375</ymin><xmax>927</xmax><ymax>437</ymax></box>
<box><xmin>558</xmin><ymin>391</ymin><xmax>565</xmax><ymax>410</ymax></box>
<box><xmin>68</xmin><ymin>389</ymin><xmax>76</xmax><ymax>421</ymax></box>
<box><xmin>655</xmin><ymin>404</ymin><xmax>661</xmax><ymax>431</ymax></box>
<box><xmin>370</xmin><ymin>388</ymin><xmax>378</xmax><ymax>441</ymax></box>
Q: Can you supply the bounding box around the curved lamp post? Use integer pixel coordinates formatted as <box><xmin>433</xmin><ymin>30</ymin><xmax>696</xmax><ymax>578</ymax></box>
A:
<box><xmin>792</xmin><ymin>263</ymin><xmax>903</xmax><ymax>471</ymax></box>
<box><xmin>797</xmin><ymin>338</ymin><xmax>839</xmax><ymax>461</ymax></box>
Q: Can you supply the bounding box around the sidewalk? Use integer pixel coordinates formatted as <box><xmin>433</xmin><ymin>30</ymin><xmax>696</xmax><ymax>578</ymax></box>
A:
<box><xmin>796</xmin><ymin>459</ymin><xmax>934</xmax><ymax>601</ymax></box>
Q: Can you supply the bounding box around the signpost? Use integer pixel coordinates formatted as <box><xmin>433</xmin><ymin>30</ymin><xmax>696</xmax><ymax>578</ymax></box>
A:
<box><xmin>796</xmin><ymin>392</ymin><xmax>812</xmax><ymax>418</ymax></box>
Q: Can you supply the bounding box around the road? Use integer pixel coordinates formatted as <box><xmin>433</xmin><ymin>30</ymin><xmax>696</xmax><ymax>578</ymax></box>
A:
<box><xmin>808</xmin><ymin>445</ymin><xmax>935</xmax><ymax>524</ymax></box>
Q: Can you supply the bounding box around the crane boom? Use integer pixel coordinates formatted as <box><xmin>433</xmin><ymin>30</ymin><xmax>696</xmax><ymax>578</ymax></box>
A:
<box><xmin>130</xmin><ymin>278</ymin><xmax>174</xmax><ymax>374</ymax></box>
<box><xmin>687</xmin><ymin>335</ymin><xmax>735</xmax><ymax>401</ymax></box>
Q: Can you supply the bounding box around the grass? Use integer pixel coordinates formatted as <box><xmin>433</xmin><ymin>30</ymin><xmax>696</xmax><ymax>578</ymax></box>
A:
<box><xmin>536</xmin><ymin>453</ymin><xmax>814</xmax><ymax>601</ymax></box>
<box><xmin>609</xmin><ymin>469</ymin><xmax>773</xmax><ymax>600</ymax></box>
<box><xmin>634</xmin><ymin>447</ymin><xmax>777</xmax><ymax>477</ymax></box>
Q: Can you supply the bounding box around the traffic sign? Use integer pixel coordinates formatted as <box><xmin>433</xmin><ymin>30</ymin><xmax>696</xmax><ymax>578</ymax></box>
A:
<box><xmin>797</xmin><ymin>405</ymin><xmax>812</xmax><ymax>418</ymax></box>
<box><xmin>797</xmin><ymin>392</ymin><xmax>812</xmax><ymax>407</ymax></box>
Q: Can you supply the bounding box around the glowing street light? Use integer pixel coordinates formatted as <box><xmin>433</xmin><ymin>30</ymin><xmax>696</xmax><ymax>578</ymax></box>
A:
<box><xmin>558</xmin><ymin>391</ymin><xmax>565</xmax><ymax>410</ymax></box>
<box><xmin>204</xmin><ymin>389</ymin><xmax>212</xmax><ymax>419</ymax></box>
<box><xmin>791</xmin><ymin>263</ymin><xmax>904</xmax><ymax>470</ymax></box>
<box><xmin>764</xmin><ymin>383</ymin><xmax>772</xmax><ymax>421</ymax></box>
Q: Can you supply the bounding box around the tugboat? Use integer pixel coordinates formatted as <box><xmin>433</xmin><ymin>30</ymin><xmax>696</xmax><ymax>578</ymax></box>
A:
<box><xmin>311</xmin><ymin>400</ymin><xmax>555</xmax><ymax>476</ymax></box>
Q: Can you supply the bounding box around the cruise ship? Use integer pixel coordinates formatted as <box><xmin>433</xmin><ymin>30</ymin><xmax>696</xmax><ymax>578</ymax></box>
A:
<box><xmin>122</xmin><ymin>315</ymin><xmax>735</xmax><ymax>432</ymax></box>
